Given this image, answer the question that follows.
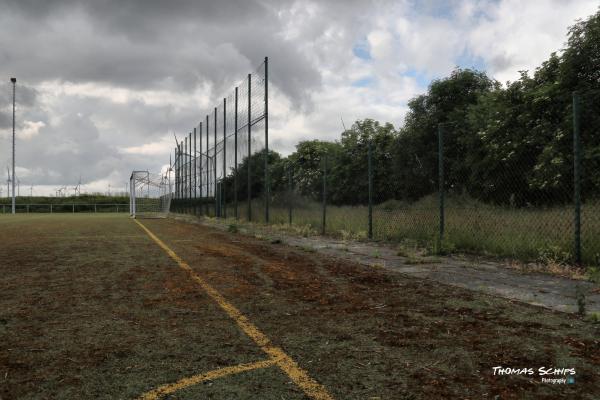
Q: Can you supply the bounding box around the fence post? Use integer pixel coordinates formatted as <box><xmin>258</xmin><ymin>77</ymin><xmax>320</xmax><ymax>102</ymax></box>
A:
<box><xmin>264</xmin><ymin>56</ymin><xmax>269</xmax><ymax>224</ymax></box>
<box><xmin>178</xmin><ymin>144</ymin><xmax>181</xmax><ymax>199</ymax></box>
<box><xmin>234</xmin><ymin>87</ymin><xmax>238</xmax><ymax>220</ymax></box>
<box><xmin>322</xmin><ymin>154</ymin><xmax>327</xmax><ymax>235</ymax></box>
<box><xmin>50</xmin><ymin>204</ymin><xmax>53</xmax><ymax>213</ymax></box>
<box><xmin>194</xmin><ymin>126</ymin><xmax>197</xmax><ymax>201</ymax></box>
<box><xmin>72</xmin><ymin>203</ymin><xmax>75</xmax><ymax>213</ymax></box>
<box><xmin>573</xmin><ymin>91</ymin><xmax>582</xmax><ymax>265</ymax></box>
<box><xmin>223</xmin><ymin>97</ymin><xmax>227</xmax><ymax>218</ymax></box>
<box><xmin>95</xmin><ymin>204</ymin><xmax>97</xmax><ymax>213</ymax></box>
<box><xmin>206</xmin><ymin>115</ymin><xmax>209</xmax><ymax>216</ymax></box>
<box><xmin>247</xmin><ymin>73</ymin><xmax>252</xmax><ymax>221</ymax></box>
<box><xmin>116</xmin><ymin>205</ymin><xmax>119</xmax><ymax>213</ymax></box>
<box><xmin>288</xmin><ymin>164</ymin><xmax>293</xmax><ymax>225</ymax></box>
<box><xmin>214</xmin><ymin>107</ymin><xmax>218</xmax><ymax>217</ymax></box>
<box><xmin>199</xmin><ymin>122</ymin><xmax>203</xmax><ymax>212</ymax></box>
<box><xmin>189</xmin><ymin>132</ymin><xmax>192</xmax><ymax>201</ymax></box>
<box><xmin>438</xmin><ymin>124</ymin><xmax>445</xmax><ymax>253</ymax></box>
<box><xmin>185</xmin><ymin>137</ymin><xmax>188</xmax><ymax>200</ymax></box>
<box><xmin>368</xmin><ymin>139</ymin><xmax>373</xmax><ymax>240</ymax></box>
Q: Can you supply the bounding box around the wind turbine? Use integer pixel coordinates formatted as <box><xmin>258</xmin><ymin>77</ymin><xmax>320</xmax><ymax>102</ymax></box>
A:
<box><xmin>73</xmin><ymin>175</ymin><xmax>81</xmax><ymax>197</ymax></box>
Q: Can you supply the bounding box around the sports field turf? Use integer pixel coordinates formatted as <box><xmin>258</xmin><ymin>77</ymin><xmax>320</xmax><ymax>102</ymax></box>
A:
<box><xmin>0</xmin><ymin>214</ymin><xmax>598</xmax><ymax>399</ymax></box>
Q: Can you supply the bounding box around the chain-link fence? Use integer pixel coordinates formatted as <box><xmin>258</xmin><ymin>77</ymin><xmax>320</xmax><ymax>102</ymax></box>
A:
<box><xmin>171</xmin><ymin>58</ymin><xmax>268</xmax><ymax>223</ymax></box>
<box><xmin>170</xmin><ymin>59</ymin><xmax>598</xmax><ymax>267</ymax></box>
<box><xmin>268</xmin><ymin>91</ymin><xmax>597</xmax><ymax>266</ymax></box>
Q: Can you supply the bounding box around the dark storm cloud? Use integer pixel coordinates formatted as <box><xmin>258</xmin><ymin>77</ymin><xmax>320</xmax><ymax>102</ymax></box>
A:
<box><xmin>0</xmin><ymin>82</ymin><xmax>37</xmax><ymax>128</ymax></box>
<box><xmin>0</xmin><ymin>0</ymin><xmax>371</xmax><ymax>190</ymax></box>
<box><xmin>0</xmin><ymin>0</ymin><xmax>321</xmax><ymax>105</ymax></box>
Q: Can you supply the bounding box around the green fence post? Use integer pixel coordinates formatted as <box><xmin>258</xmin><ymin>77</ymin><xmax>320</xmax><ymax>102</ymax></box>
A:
<box><xmin>223</xmin><ymin>97</ymin><xmax>227</xmax><ymax>219</ymax></box>
<box><xmin>264</xmin><ymin>56</ymin><xmax>269</xmax><ymax>224</ymax></box>
<box><xmin>322</xmin><ymin>154</ymin><xmax>327</xmax><ymax>235</ymax></box>
<box><xmin>247</xmin><ymin>74</ymin><xmax>252</xmax><ymax>222</ymax></box>
<box><xmin>288</xmin><ymin>163</ymin><xmax>293</xmax><ymax>225</ymax></box>
<box><xmin>438</xmin><ymin>124</ymin><xmax>445</xmax><ymax>253</ymax></box>
<box><xmin>573</xmin><ymin>91</ymin><xmax>582</xmax><ymax>266</ymax></box>
<box><xmin>368</xmin><ymin>139</ymin><xmax>373</xmax><ymax>240</ymax></box>
<box><xmin>234</xmin><ymin>87</ymin><xmax>238</xmax><ymax>220</ymax></box>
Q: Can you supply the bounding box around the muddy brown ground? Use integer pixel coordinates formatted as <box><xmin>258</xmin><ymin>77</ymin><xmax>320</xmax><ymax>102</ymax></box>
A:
<box><xmin>0</xmin><ymin>215</ymin><xmax>599</xmax><ymax>399</ymax></box>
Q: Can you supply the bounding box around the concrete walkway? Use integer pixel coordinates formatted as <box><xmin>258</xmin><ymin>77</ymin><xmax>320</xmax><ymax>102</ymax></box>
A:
<box><xmin>175</xmin><ymin>215</ymin><xmax>600</xmax><ymax>315</ymax></box>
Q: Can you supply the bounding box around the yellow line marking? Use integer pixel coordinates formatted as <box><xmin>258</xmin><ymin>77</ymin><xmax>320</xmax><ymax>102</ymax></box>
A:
<box><xmin>134</xmin><ymin>219</ymin><xmax>334</xmax><ymax>400</ymax></box>
<box><xmin>139</xmin><ymin>359</ymin><xmax>276</xmax><ymax>400</ymax></box>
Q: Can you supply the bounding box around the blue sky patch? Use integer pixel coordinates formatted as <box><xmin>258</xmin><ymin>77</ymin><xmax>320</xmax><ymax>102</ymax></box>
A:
<box><xmin>352</xmin><ymin>76</ymin><xmax>375</xmax><ymax>87</ymax></box>
<box><xmin>352</xmin><ymin>41</ymin><xmax>371</xmax><ymax>60</ymax></box>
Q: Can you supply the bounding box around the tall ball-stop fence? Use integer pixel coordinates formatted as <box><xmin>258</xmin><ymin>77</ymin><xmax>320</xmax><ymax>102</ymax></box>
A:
<box><xmin>171</xmin><ymin>58</ymin><xmax>269</xmax><ymax>223</ymax></box>
<box><xmin>169</xmin><ymin>59</ymin><xmax>598</xmax><ymax>267</ymax></box>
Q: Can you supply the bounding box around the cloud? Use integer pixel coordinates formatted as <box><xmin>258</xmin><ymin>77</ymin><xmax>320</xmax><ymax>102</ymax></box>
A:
<box><xmin>0</xmin><ymin>0</ymin><xmax>597</xmax><ymax>195</ymax></box>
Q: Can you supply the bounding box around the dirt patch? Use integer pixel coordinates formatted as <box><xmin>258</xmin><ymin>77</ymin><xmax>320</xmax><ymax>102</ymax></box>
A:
<box><xmin>1</xmin><ymin>214</ymin><xmax>599</xmax><ymax>399</ymax></box>
<box><xmin>145</xmin><ymin>217</ymin><xmax>600</xmax><ymax>399</ymax></box>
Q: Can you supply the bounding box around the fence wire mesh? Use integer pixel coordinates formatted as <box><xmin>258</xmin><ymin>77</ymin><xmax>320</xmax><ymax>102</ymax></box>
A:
<box><xmin>170</xmin><ymin>58</ymin><xmax>598</xmax><ymax>268</ymax></box>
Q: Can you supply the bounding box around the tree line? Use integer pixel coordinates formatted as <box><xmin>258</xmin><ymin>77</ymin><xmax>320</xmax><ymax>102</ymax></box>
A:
<box><xmin>223</xmin><ymin>9</ymin><xmax>600</xmax><ymax>207</ymax></box>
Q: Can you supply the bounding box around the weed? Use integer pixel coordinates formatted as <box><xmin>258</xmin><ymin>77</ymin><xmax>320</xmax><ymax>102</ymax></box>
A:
<box><xmin>538</xmin><ymin>245</ymin><xmax>572</xmax><ymax>266</ymax></box>
<box><xmin>575</xmin><ymin>285</ymin><xmax>586</xmax><ymax>316</ymax></box>
<box><xmin>586</xmin><ymin>312</ymin><xmax>600</xmax><ymax>323</ymax></box>
<box><xmin>227</xmin><ymin>224</ymin><xmax>239</xmax><ymax>233</ymax></box>
<box><xmin>586</xmin><ymin>266</ymin><xmax>600</xmax><ymax>284</ymax></box>
<box><xmin>427</xmin><ymin>236</ymin><xmax>456</xmax><ymax>256</ymax></box>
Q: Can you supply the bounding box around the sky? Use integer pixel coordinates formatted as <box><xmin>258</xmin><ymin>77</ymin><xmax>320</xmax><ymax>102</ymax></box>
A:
<box><xmin>0</xmin><ymin>0</ymin><xmax>598</xmax><ymax>196</ymax></box>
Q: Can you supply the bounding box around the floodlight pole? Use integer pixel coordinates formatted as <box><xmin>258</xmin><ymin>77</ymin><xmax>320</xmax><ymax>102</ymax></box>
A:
<box><xmin>11</xmin><ymin>78</ymin><xmax>16</xmax><ymax>214</ymax></box>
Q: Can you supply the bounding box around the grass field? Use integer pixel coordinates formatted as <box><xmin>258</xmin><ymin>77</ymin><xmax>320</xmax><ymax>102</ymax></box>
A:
<box><xmin>259</xmin><ymin>196</ymin><xmax>600</xmax><ymax>265</ymax></box>
<box><xmin>1</xmin><ymin>214</ymin><xmax>599</xmax><ymax>399</ymax></box>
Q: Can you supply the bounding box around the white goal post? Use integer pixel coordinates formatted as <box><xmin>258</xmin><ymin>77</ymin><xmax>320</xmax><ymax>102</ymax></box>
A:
<box><xmin>129</xmin><ymin>170</ymin><xmax>172</xmax><ymax>218</ymax></box>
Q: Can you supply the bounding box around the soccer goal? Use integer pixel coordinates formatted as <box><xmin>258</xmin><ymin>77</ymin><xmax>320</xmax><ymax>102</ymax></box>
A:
<box><xmin>129</xmin><ymin>170</ymin><xmax>172</xmax><ymax>218</ymax></box>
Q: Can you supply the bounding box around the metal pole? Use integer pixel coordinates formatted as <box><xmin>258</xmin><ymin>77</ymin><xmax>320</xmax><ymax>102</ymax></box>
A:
<box><xmin>247</xmin><ymin>74</ymin><xmax>252</xmax><ymax>221</ymax></box>
<box><xmin>174</xmin><ymin>147</ymin><xmax>177</xmax><ymax>199</ymax></box>
<box><xmin>132</xmin><ymin>177</ymin><xmax>136</xmax><ymax>217</ymax></box>
<box><xmin>183</xmin><ymin>138</ymin><xmax>186</xmax><ymax>200</ymax></box>
<box><xmin>368</xmin><ymin>139</ymin><xmax>373</xmax><ymax>239</ymax></box>
<box><xmin>288</xmin><ymin>164</ymin><xmax>292</xmax><ymax>225</ymax></box>
<box><xmin>194</xmin><ymin>127</ymin><xmax>197</xmax><ymax>200</ymax></box>
<box><xmin>438</xmin><ymin>124</ymin><xmax>445</xmax><ymax>252</ymax></box>
<box><xmin>264</xmin><ymin>56</ymin><xmax>269</xmax><ymax>224</ymax></box>
<box><xmin>129</xmin><ymin>176</ymin><xmax>132</xmax><ymax>216</ymax></box>
<box><xmin>189</xmin><ymin>132</ymin><xmax>192</xmax><ymax>200</ymax></box>
<box><xmin>176</xmin><ymin>145</ymin><xmax>179</xmax><ymax>199</ymax></box>
<box><xmin>214</xmin><ymin>107</ymin><xmax>218</xmax><ymax>217</ymax></box>
<box><xmin>11</xmin><ymin>78</ymin><xmax>16</xmax><ymax>214</ymax></box>
<box><xmin>223</xmin><ymin>97</ymin><xmax>227</xmax><ymax>218</ymax></box>
<box><xmin>206</xmin><ymin>115</ymin><xmax>209</xmax><ymax>216</ymax></box>
<box><xmin>186</xmin><ymin>133</ymin><xmax>190</xmax><ymax>201</ymax></box>
<box><xmin>573</xmin><ymin>92</ymin><xmax>582</xmax><ymax>265</ymax></box>
<box><xmin>199</xmin><ymin>122</ymin><xmax>203</xmax><ymax>202</ymax></box>
<box><xmin>234</xmin><ymin>87</ymin><xmax>238</xmax><ymax>220</ymax></box>
<box><xmin>322</xmin><ymin>154</ymin><xmax>327</xmax><ymax>235</ymax></box>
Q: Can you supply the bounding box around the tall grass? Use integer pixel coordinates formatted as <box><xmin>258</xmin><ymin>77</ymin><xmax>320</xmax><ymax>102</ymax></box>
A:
<box><xmin>263</xmin><ymin>195</ymin><xmax>599</xmax><ymax>265</ymax></box>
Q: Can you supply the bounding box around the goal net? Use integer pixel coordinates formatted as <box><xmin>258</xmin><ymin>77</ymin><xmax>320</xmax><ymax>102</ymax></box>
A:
<box><xmin>129</xmin><ymin>170</ymin><xmax>172</xmax><ymax>218</ymax></box>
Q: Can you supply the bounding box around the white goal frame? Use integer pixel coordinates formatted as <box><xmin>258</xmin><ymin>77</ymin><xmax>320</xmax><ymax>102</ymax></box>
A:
<box><xmin>129</xmin><ymin>170</ymin><xmax>172</xmax><ymax>218</ymax></box>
